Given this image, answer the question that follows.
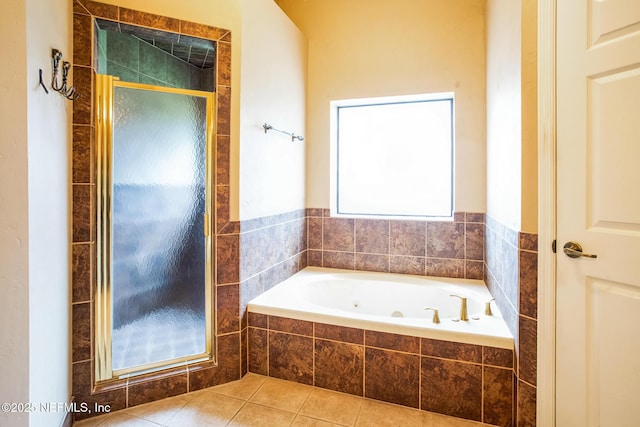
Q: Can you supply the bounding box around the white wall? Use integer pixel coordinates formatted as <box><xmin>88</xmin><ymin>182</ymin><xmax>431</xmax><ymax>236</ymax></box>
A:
<box><xmin>277</xmin><ymin>0</ymin><xmax>486</xmax><ymax>213</ymax></box>
<box><xmin>521</xmin><ymin>0</ymin><xmax>538</xmax><ymax>233</ymax></box>
<box><xmin>0</xmin><ymin>0</ymin><xmax>72</xmax><ymax>426</ymax></box>
<box><xmin>25</xmin><ymin>0</ymin><xmax>73</xmax><ymax>425</ymax></box>
<box><xmin>239</xmin><ymin>0</ymin><xmax>306</xmax><ymax>220</ymax></box>
<box><xmin>0</xmin><ymin>1</ymin><xmax>30</xmax><ymax>426</ymax></box>
<box><xmin>486</xmin><ymin>0</ymin><xmax>522</xmax><ymax>230</ymax></box>
<box><xmin>485</xmin><ymin>0</ymin><xmax>538</xmax><ymax>233</ymax></box>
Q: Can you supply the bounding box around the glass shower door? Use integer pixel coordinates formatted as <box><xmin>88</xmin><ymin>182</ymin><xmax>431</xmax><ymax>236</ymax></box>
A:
<box><xmin>95</xmin><ymin>75</ymin><xmax>214</xmax><ymax>379</ymax></box>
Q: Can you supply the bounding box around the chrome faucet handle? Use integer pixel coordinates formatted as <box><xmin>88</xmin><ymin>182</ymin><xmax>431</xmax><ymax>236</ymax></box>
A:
<box><xmin>423</xmin><ymin>307</ymin><xmax>441</xmax><ymax>324</ymax></box>
<box><xmin>449</xmin><ymin>294</ymin><xmax>469</xmax><ymax>321</ymax></box>
<box><xmin>485</xmin><ymin>298</ymin><xmax>495</xmax><ymax>316</ymax></box>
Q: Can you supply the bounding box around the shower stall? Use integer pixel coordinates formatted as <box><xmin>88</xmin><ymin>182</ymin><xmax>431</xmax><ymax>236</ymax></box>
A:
<box><xmin>95</xmin><ymin>74</ymin><xmax>215</xmax><ymax>380</ymax></box>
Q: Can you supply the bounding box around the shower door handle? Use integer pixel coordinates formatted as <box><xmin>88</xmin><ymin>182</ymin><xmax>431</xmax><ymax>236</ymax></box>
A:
<box><xmin>204</xmin><ymin>214</ymin><xmax>210</xmax><ymax>236</ymax></box>
<box><xmin>563</xmin><ymin>241</ymin><xmax>597</xmax><ymax>259</ymax></box>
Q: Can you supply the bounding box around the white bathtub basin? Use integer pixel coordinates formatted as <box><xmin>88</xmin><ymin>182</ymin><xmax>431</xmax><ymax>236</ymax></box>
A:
<box><xmin>248</xmin><ymin>267</ymin><xmax>513</xmax><ymax>349</ymax></box>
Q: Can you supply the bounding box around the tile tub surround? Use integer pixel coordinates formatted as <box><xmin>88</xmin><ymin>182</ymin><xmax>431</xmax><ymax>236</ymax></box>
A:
<box><xmin>306</xmin><ymin>209</ymin><xmax>485</xmax><ymax>280</ymax></box>
<box><xmin>72</xmin><ymin>0</ymin><xmax>234</xmax><ymax>421</ymax></box>
<box><xmin>484</xmin><ymin>215</ymin><xmax>538</xmax><ymax>427</ymax></box>
<box><xmin>233</xmin><ymin>209</ymin><xmax>309</xmax><ymax>376</ymax></box>
<box><xmin>248</xmin><ymin>313</ymin><xmax>514</xmax><ymax>426</ymax></box>
<box><xmin>218</xmin><ymin>210</ymin><xmax>308</xmax><ymax>302</ymax></box>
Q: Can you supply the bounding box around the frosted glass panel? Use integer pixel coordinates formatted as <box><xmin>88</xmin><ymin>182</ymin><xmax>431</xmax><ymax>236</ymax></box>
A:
<box><xmin>337</xmin><ymin>99</ymin><xmax>453</xmax><ymax>217</ymax></box>
<box><xmin>111</xmin><ymin>87</ymin><xmax>208</xmax><ymax>371</ymax></box>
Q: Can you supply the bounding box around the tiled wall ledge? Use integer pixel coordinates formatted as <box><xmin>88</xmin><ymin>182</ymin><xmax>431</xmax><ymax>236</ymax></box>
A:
<box><xmin>484</xmin><ymin>215</ymin><xmax>538</xmax><ymax>427</ymax></box>
<box><xmin>219</xmin><ymin>210</ymin><xmax>308</xmax><ymax>319</ymax></box>
<box><xmin>306</xmin><ymin>209</ymin><xmax>485</xmax><ymax>280</ymax></box>
<box><xmin>216</xmin><ymin>209</ymin><xmax>309</xmax><ymax>379</ymax></box>
<box><xmin>240</xmin><ymin>209</ymin><xmax>307</xmax><ymax>282</ymax></box>
<box><xmin>248</xmin><ymin>313</ymin><xmax>514</xmax><ymax>427</ymax></box>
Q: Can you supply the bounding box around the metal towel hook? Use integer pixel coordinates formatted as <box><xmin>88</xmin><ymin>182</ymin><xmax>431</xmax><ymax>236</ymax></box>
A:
<box><xmin>47</xmin><ymin>49</ymin><xmax>81</xmax><ymax>101</ymax></box>
<box><xmin>51</xmin><ymin>49</ymin><xmax>64</xmax><ymax>91</ymax></box>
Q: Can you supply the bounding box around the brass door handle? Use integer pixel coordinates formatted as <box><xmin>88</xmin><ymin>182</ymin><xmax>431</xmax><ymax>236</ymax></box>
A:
<box><xmin>563</xmin><ymin>241</ymin><xmax>597</xmax><ymax>259</ymax></box>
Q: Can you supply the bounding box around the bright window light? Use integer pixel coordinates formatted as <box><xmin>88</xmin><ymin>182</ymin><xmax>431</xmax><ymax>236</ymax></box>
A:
<box><xmin>333</xmin><ymin>93</ymin><xmax>454</xmax><ymax>218</ymax></box>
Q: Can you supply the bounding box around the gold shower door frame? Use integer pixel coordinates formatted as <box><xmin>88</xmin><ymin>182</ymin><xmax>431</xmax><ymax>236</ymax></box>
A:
<box><xmin>94</xmin><ymin>74</ymin><xmax>215</xmax><ymax>382</ymax></box>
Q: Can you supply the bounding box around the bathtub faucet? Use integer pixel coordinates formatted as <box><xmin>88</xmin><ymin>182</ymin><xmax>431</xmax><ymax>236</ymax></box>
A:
<box><xmin>423</xmin><ymin>307</ymin><xmax>441</xmax><ymax>324</ymax></box>
<box><xmin>450</xmin><ymin>295</ymin><xmax>469</xmax><ymax>321</ymax></box>
<box><xmin>485</xmin><ymin>298</ymin><xmax>495</xmax><ymax>316</ymax></box>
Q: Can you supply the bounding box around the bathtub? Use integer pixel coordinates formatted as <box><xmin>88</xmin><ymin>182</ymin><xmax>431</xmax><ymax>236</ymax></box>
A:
<box><xmin>247</xmin><ymin>267</ymin><xmax>512</xmax><ymax>349</ymax></box>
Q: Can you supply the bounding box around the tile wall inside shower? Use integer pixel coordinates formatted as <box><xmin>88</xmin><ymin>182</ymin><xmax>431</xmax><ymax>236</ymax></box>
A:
<box><xmin>95</xmin><ymin>22</ymin><xmax>215</xmax><ymax>92</ymax></box>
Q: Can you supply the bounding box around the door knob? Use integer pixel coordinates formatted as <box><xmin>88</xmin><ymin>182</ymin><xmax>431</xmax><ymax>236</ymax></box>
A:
<box><xmin>563</xmin><ymin>241</ymin><xmax>597</xmax><ymax>259</ymax></box>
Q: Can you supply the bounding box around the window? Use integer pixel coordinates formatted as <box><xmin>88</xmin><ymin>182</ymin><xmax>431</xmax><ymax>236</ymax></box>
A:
<box><xmin>331</xmin><ymin>93</ymin><xmax>454</xmax><ymax>219</ymax></box>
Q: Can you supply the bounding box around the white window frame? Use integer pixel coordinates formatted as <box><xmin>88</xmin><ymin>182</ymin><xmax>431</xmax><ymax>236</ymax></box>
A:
<box><xmin>329</xmin><ymin>92</ymin><xmax>455</xmax><ymax>220</ymax></box>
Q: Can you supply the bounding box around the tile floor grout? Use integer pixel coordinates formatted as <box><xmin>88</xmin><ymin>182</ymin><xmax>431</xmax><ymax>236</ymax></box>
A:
<box><xmin>74</xmin><ymin>373</ymin><xmax>499</xmax><ymax>427</ymax></box>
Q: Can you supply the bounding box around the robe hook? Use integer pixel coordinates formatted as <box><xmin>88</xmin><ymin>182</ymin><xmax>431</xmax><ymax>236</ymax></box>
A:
<box><xmin>48</xmin><ymin>49</ymin><xmax>81</xmax><ymax>100</ymax></box>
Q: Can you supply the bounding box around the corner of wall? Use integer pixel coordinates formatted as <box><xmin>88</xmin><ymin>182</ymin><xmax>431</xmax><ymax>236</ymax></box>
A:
<box><xmin>0</xmin><ymin>1</ymin><xmax>30</xmax><ymax>422</ymax></box>
<box><xmin>484</xmin><ymin>216</ymin><xmax>538</xmax><ymax>426</ymax></box>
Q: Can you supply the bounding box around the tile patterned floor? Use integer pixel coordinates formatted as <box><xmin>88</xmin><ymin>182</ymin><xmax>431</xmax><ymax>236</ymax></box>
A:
<box><xmin>73</xmin><ymin>373</ymin><xmax>498</xmax><ymax>427</ymax></box>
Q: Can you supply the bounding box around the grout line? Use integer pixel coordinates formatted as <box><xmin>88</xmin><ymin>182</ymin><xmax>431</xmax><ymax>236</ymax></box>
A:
<box><xmin>266</xmin><ymin>318</ymin><xmax>270</xmax><ymax>378</ymax></box>
<box><xmin>312</xmin><ymin>323</ymin><xmax>316</xmax><ymax>388</ymax></box>
<box><xmin>425</xmin><ymin>221</ymin><xmax>429</xmax><ymax>275</ymax></box>
<box><xmin>224</xmin><ymin>398</ymin><xmax>249</xmax><ymax>427</ymax></box>
<box><xmin>387</xmin><ymin>221</ymin><xmax>391</xmax><ymax>273</ymax></box>
<box><xmin>245</xmin><ymin>376</ymin><xmax>267</xmax><ymax>402</ymax></box>
<box><xmin>481</xmin><ymin>364</ymin><xmax>485</xmax><ymax>424</ymax></box>
<box><xmin>418</xmin><ymin>337</ymin><xmax>422</xmax><ymax>411</ymax></box>
<box><xmin>362</xmin><ymin>334</ymin><xmax>367</xmax><ymax>405</ymax></box>
<box><xmin>352</xmin><ymin>397</ymin><xmax>364</xmax><ymax>427</ymax></box>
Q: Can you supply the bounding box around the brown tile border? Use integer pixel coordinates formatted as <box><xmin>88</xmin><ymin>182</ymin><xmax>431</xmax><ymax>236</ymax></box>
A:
<box><xmin>365</xmin><ymin>330</ymin><xmax>420</xmax><ymax>353</ymax></box>
<box><xmin>306</xmin><ymin>210</ymin><xmax>485</xmax><ymax>280</ymax></box>
<box><xmin>483</xmin><ymin>366</ymin><xmax>514</xmax><ymax>426</ymax></box>
<box><xmin>269</xmin><ymin>316</ymin><xmax>313</xmax><ymax>336</ymax></box>
<box><xmin>247</xmin><ymin>313</ymin><xmax>514</xmax><ymax>424</ymax></box>
<box><xmin>421</xmin><ymin>357</ymin><xmax>483</xmax><ymax>421</ymax></box>
<box><xmin>517</xmin><ymin>379</ymin><xmax>537</xmax><ymax>427</ymax></box>
<box><xmin>421</xmin><ymin>337</ymin><xmax>482</xmax><ymax>363</ymax></box>
<box><xmin>268</xmin><ymin>331</ymin><xmax>313</xmax><ymax>385</ymax></box>
<box><xmin>483</xmin><ymin>346</ymin><xmax>514</xmax><ymax>369</ymax></box>
<box><xmin>119</xmin><ymin>7</ymin><xmax>179</xmax><ymax>31</ymax></box>
<box><xmin>367</xmin><ymin>347</ymin><xmax>420</xmax><ymax>408</ymax></box>
<box><xmin>484</xmin><ymin>215</ymin><xmax>538</xmax><ymax>426</ymax></box>
<box><xmin>72</xmin><ymin>244</ymin><xmax>91</xmax><ymax>303</ymax></box>
<box><xmin>126</xmin><ymin>369</ymin><xmax>188</xmax><ymax>407</ymax></box>
<box><xmin>314</xmin><ymin>339</ymin><xmax>364</xmax><ymax>395</ymax></box>
<box><xmin>73</xmin><ymin>0</ymin><xmax>118</xmax><ymax>20</ymax></box>
<box><xmin>71</xmin><ymin>0</ymin><xmax>234</xmax><ymax>420</ymax></box>
<box><xmin>315</xmin><ymin>322</ymin><xmax>364</xmax><ymax>344</ymax></box>
<box><xmin>72</xmin><ymin>302</ymin><xmax>91</xmax><ymax>362</ymax></box>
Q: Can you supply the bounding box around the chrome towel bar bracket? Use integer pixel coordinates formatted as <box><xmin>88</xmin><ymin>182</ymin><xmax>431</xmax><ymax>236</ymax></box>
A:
<box><xmin>263</xmin><ymin>123</ymin><xmax>304</xmax><ymax>142</ymax></box>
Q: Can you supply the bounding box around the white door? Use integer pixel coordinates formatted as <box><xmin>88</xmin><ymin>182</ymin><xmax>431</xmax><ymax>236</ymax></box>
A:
<box><xmin>556</xmin><ymin>1</ymin><xmax>640</xmax><ymax>426</ymax></box>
